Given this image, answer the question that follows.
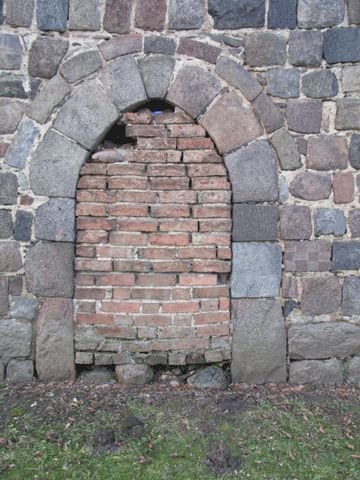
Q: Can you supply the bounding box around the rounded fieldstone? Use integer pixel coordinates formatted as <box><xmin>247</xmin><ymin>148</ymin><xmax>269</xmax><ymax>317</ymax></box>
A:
<box><xmin>332</xmin><ymin>241</ymin><xmax>360</xmax><ymax>271</ymax></box>
<box><xmin>324</xmin><ymin>28</ymin><xmax>360</xmax><ymax>64</ymax></box>
<box><xmin>0</xmin><ymin>210</ymin><xmax>13</xmax><ymax>239</ymax></box>
<box><xmin>233</xmin><ymin>204</ymin><xmax>279</xmax><ymax>242</ymax></box>
<box><xmin>342</xmin><ymin>66</ymin><xmax>360</xmax><ymax>93</ymax></box>
<box><xmin>0</xmin><ymin>172</ymin><xmax>18</xmax><ymax>205</ymax></box>
<box><xmin>35</xmin><ymin>199</ymin><xmax>75</xmax><ymax>242</ymax></box>
<box><xmin>6</xmin><ymin>359</ymin><xmax>34</xmax><ymax>383</ymax></box>
<box><xmin>314</xmin><ymin>208</ymin><xmax>346</xmax><ymax>237</ymax></box>
<box><xmin>0</xmin><ymin>72</ymin><xmax>26</xmax><ymax>98</ymax></box>
<box><xmin>336</xmin><ymin>98</ymin><xmax>360</xmax><ymax>130</ymax></box>
<box><xmin>244</xmin><ymin>32</ymin><xmax>286</xmax><ymax>67</ymax></box>
<box><xmin>28</xmin><ymin>37</ymin><xmax>69</xmax><ymax>79</ymax></box>
<box><xmin>0</xmin><ymin>320</ymin><xmax>32</xmax><ymax>363</ymax></box>
<box><xmin>79</xmin><ymin>367</ymin><xmax>115</xmax><ymax>384</ymax></box>
<box><xmin>280</xmin><ymin>206</ymin><xmax>312</xmax><ymax>240</ymax></box>
<box><xmin>5</xmin><ymin>117</ymin><xmax>39</xmax><ymax>169</ymax></box>
<box><xmin>187</xmin><ymin>367</ymin><xmax>228</xmax><ymax>390</ymax></box>
<box><xmin>60</xmin><ymin>50</ymin><xmax>101</xmax><ymax>84</ymax></box>
<box><xmin>135</xmin><ymin>0</ymin><xmax>166</xmax><ymax>31</ymax></box>
<box><xmin>0</xmin><ymin>99</ymin><xmax>24</xmax><ymax>134</ymax></box>
<box><xmin>266</xmin><ymin>68</ymin><xmax>300</xmax><ymax>99</ymax></box>
<box><xmin>306</xmin><ymin>135</ymin><xmax>348</xmax><ymax>171</ymax></box>
<box><xmin>298</xmin><ymin>0</ymin><xmax>344</xmax><ymax>28</ymax></box>
<box><xmin>347</xmin><ymin>357</ymin><xmax>360</xmax><ymax>384</ymax></box>
<box><xmin>9</xmin><ymin>297</ymin><xmax>37</xmax><ymax>320</ymax></box>
<box><xmin>116</xmin><ymin>364</ymin><xmax>154</xmax><ymax>386</ymax></box>
<box><xmin>168</xmin><ymin>0</ymin><xmax>205</xmax><ymax>30</ymax></box>
<box><xmin>301</xmin><ymin>275</ymin><xmax>342</xmax><ymax>315</ymax></box>
<box><xmin>302</xmin><ymin>70</ymin><xmax>338</xmax><ymax>99</ymax></box>
<box><xmin>349</xmin><ymin>134</ymin><xmax>360</xmax><ymax>169</ymax></box>
<box><xmin>268</xmin><ymin>0</ymin><xmax>297</xmax><ymax>29</ymax></box>
<box><xmin>0</xmin><ymin>33</ymin><xmax>22</xmax><ymax>70</ymax></box>
<box><xmin>104</xmin><ymin>0</ymin><xmax>132</xmax><ymax>33</ymax></box>
<box><xmin>69</xmin><ymin>0</ymin><xmax>101</xmax><ymax>31</ymax></box>
<box><xmin>286</xmin><ymin>99</ymin><xmax>322</xmax><ymax>134</ymax></box>
<box><xmin>288</xmin><ymin>31</ymin><xmax>323</xmax><ymax>67</ymax></box>
<box><xmin>290</xmin><ymin>359</ymin><xmax>343</xmax><ymax>385</ymax></box>
<box><xmin>36</xmin><ymin>0</ymin><xmax>68</xmax><ymax>31</ymax></box>
<box><xmin>209</xmin><ymin>0</ymin><xmax>265</xmax><ymax>29</ymax></box>
<box><xmin>6</xmin><ymin>0</ymin><xmax>34</xmax><ymax>27</ymax></box>
<box><xmin>289</xmin><ymin>172</ymin><xmax>331</xmax><ymax>200</ymax></box>
<box><xmin>28</xmin><ymin>75</ymin><xmax>71</xmax><ymax>124</ymax></box>
<box><xmin>0</xmin><ymin>241</ymin><xmax>22</xmax><ymax>272</ymax></box>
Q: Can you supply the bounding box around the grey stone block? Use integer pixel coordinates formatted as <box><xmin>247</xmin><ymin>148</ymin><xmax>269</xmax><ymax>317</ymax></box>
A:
<box><xmin>270</xmin><ymin>128</ymin><xmax>301</xmax><ymax>170</ymax></box>
<box><xmin>14</xmin><ymin>210</ymin><xmax>32</xmax><ymax>241</ymax></box>
<box><xmin>0</xmin><ymin>99</ymin><xmax>24</xmax><ymax>134</ymax></box>
<box><xmin>69</xmin><ymin>0</ymin><xmax>101</xmax><ymax>30</ymax></box>
<box><xmin>298</xmin><ymin>0</ymin><xmax>344</xmax><ymax>28</ymax></box>
<box><xmin>209</xmin><ymin>0</ymin><xmax>265</xmax><ymax>29</ymax></box>
<box><xmin>280</xmin><ymin>205</ymin><xmax>312</xmax><ymax>240</ymax></box>
<box><xmin>0</xmin><ymin>172</ymin><xmax>18</xmax><ymax>205</ymax></box>
<box><xmin>314</xmin><ymin>208</ymin><xmax>346</xmax><ymax>237</ymax></box>
<box><xmin>348</xmin><ymin>357</ymin><xmax>360</xmax><ymax>384</ymax></box>
<box><xmin>28</xmin><ymin>75</ymin><xmax>70</xmax><ymax>124</ymax></box>
<box><xmin>233</xmin><ymin>205</ymin><xmax>279</xmax><ymax>242</ymax></box>
<box><xmin>266</xmin><ymin>68</ymin><xmax>300</xmax><ymax>98</ymax></box>
<box><xmin>9</xmin><ymin>297</ymin><xmax>37</xmax><ymax>320</ymax></box>
<box><xmin>289</xmin><ymin>31</ymin><xmax>323</xmax><ymax>67</ymax></box>
<box><xmin>0</xmin><ymin>73</ymin><xmax>26</xmax><ymax>99</ymax></box>
<box><xmin>36</xmin><ymin>298</ymin><xmax>75</xmax><ymax>381</ymax></box>
<box><xmin>349</xmin><ymin>210</ymin><xmax>360</xmax><ymax>238</ymax></box>
<box><xmin>231</xmin><ymin>299</ymin><xmax>286</xmax><ymax>384</ymax></box>
<box><xmin>100</xmin><ymin>55</ymin><xmax>147</xmax><ymax>112</ymax></box>
<box><xmin>5</xmin><ymin>117</ymin><xmax>39</xmax><ymax>169</ymax></box>
<box><xmin>0</xmin><ymin>320</ymin><xmax>32</xmax><ymax>363</ymax></box>
<box><xmin>268</xmin><ymin>0</ymin><xmax>297</xmax><ymax>29</ymax></box>
<box><xmin>284</xmin><ymin>240</ymin><xmax>331</xmax><ymax>272</ymax></box>
<box><xmin>168</xmin><ymin>0</ymin><xmax>205</xmax><ymax>29</ymax></box>
<box><xmin>103</xmin><ymin>0</ymin><xmax>132</xmax><ymax>33</ymax></box>
<box><xmin>231</xmin><ymin>242</ymin><xmax>282</xmax><ymax>298</ymax></box>
<box><xmin>289</xmin><ymin>172</ymin><xmax>331</xmax><ymax>200</ymax></box>
<box><xmin>6</xmin><ymin>0</ymin><xmax>34</xmax><ymax>27</ymax></box>
<box><xmin>0</xmin><ymin>361</ymin><xmax>4</xmax><ymax>382</ymax></box>
<box><xmin>7</xmin><ymin>359</ymin><xmax>34</xmax><ymax>383</ymax></box>
<box><xmin>30</xmin><ymin>130</ymin><xmax>88</xmax><ymax>198</ymax></box>
<box><xmin>35</xmin><ymin>198</ymin><xmax>75</xmax><ymax>242</ymax></box>
<box><xmin>60</xmin><ymin>50</ymin><xmax>102</xmax><ymax>83</ymax></box>
<box><xmin>29</xmin><ymin>37</ymin><xmax>69</xmax><ymax>79</ymax></box>
<box><xmin>324</xmin><ymin>28</ymin><xmax>360</xmax><ymax>64</ymax></box>
<box><xmin>144</xmin><ymin>36</ymin><xmax>176</xmax><ymax>55</ymax></box>
<box><xmin>0</xmin><ymin>242</ymin><xmax>22</xmax><ymax>272</ymax></box>
<box><xmin>0</xmin><ymin>0</ymin><xmax>3</xmax><ymax>24</ymax></box>
<box><xmin>343</xmin><ymin>66</ymin><xmax>360</xmax><ymax>93</ymax></box>
<box><xmin>287</xmin><ymin>99</ymin><xmax>322</xmax><ymax>134</ymax></box>
<box><xmin>252</xmin><ymin>93</ymin><xmax>284</xmax><ymax>133</ymax></box>
<box><xmin>335</xmin><ymin>98</ymin><xmax>360</xmax><ymax>130</ymax></box>
<box><xmin>225</xmin><ymin>140</ymin><xmax>278</xmax><ymax>202</ymax></box>
<box><xmin>200</xmin><ymin>92</ymin><xmax>263</xmax><ymax>154</ymax></box>
<box><xmin>290</xmin><ymin>359</ymin><xmax>343</xmax><ymax>385</ymax></box>
<box><xmin>116</xmin><ymin>364</ymin><xmax>154</xmax><ymax>386</ymax></box>
<box><xmin>289</xmin><ymin>323</ymin><xmax>360</xmax><ymax>360</ymax></box>
<box><xmin>139</xmin><ymin>55</ymin><xmax>175</xmax><ymax>100</ymax></box>
<box><xmin>167</xmin><ymin>64</ymin><xmax>221</xmax><ymax>119</ymax></box>
<box><xmin>342</xmin><ymin>277</ymin><xmax>360</xmax><ymax>316</ymax></box>
<box><xmin>306</xmin><ymin>135</ymin><xmax>348</xmax><ymax>171</ymax></box>
<box><xmin>279</xmin><ymin>176</ymin><xmax>289</xmax><ymax>203</ymax></box>
<box><xmin>302</xmin><ymin>70</ymin><xmax>338</xmax><ymax>99</ymax></box>
<box><xmin>0</xmin><ymin>34</ymin><xmax>22</xmax><ymax>70</ymax></box>
<box><xmin>25</xmin><ymin>241</ymin><xmax>74</xmax><ymax>297</ymax></box>
<box><xmin>187</xmin><ymin>366</ymin><xmax>228</xmax><ymax>389</ymax></box>
<box><xmin>301</xmin><ymin>275</ymin><xmax>342</xmax><ymax>315</ymax></box>
<box><xmin>99</xmin><ymin>35</ymin><xmax>142</xmax><ymax>61</ymax></box>
<box><xmin>348</xmin><ymin>0</ymin><xmax>360</xmax><ymax>24</ymax></box>
<box><xmin>0</xmin><ymin>211</ymin><xmax>13</xmax><ymax>239</ymax></box>
<box><xmin>245</xmin><ymin>33</ymin><xmax>286</xmax><ymax>67</ymax></box>
<box><xmin>333</xmin><ymin>241</ymin><xmax>360</xmax><ymax>271</ymax></box>
<box><xmin>0</xmin><ymin>277</ymin><xmax>9</xmax><ymax>316</ymax></box>
<box><xmin>37</xmin><ymin>0</ymin><xmax>68</xmax><ymax>31</ymax></box>
<box><xmin>54</xmin><ymin>79</ymin><xmax>118</xmax><ymax>150</ymax></box>
<box><xmin>215</xmin><ymin>56</ymin><xmax>262</xmax><ymax>101</ymax></box>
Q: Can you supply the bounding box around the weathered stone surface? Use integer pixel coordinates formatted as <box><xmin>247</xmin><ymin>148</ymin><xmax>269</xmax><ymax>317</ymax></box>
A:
<box><xmin>104</xmin><ymin>0</ymin><xmax>131</xmax><ymax>33</ymax></box>
<box><xmin>215</xmin><ymin>56</ymin><xmax>262</xmax><ymax>101</ymax></box>
<box><xmin>25</xmin><ymin>242</ymin><xmax>74</xmax><ymax>297</ymax></box>
<box><xmin>135</xmin><ymin>0</ymin><xmax>166</xmax><ymax>31</ymax></box>
<box><xmin>0</xmin><ymin>99</ymin><xmax>23</xmax><ymax>134</ymax></box>
<box><xmin>302</xmin><ymin>275</ymin><xmax>342</xmax><ymax>315</ymax></box>
<box><xmin>349</xmin><ymin>210</ymin><xmax>360</xmax><ymax>238</ymax></box>
<box><xmin>29</xmin><ymin>75</ymin><xmax>70</xmax><ymax>124</ymax></box>
<box><xmin>168</xmin><ymin>0</ymin><xmax>205</xmax><ymax>30</ymax></box>
<box><xmin>200</xmin><ymin>92</ymin><xmax>263</xmax><ymax>155</ymax></box>
<box><xmin>268</xmin><ymin>0</ymin><xmax>297</xmax><ymax>29</ymax></box>
<box><xmin>60</xmin><ymin>50</ymin><xmax>101</xmax><ymax>84</ymax></box>
<box><xmin>178</xmin><ymin>38</ymin><xmax>221</xmax><ymax>64</ymax></box>
<box><xmin>333</xmin><ymin>172</ymin><xmax>354</xmax><ymax>204</ymax></box>
<box><xmin>79</xmin><ymin>367</ymin><xmax>115</xmax><ymax>383</ymax></box>
<box><xmin>0</xmin><ymin>277</ymin><xmax>9</xmax><ymax>316</ymax></box>
<box><xmin>139</xmin><ymin>55</ymin><xmax>175</xmax><ymax>100</ymax></box>
<box><xmin>9</xmin><ymin>276</ymin><xmax>23</xmax><ymax>296</ymax></box>
<box><xmin>0</xmin><ymin>34</ymin><xmax>22</xmax><ymax>70</ymax></box>
<box><xmin>333</xmin><ymin>241</ymin><xmax>360</xmax><ymax>271</ymax></box>
<box><xmin>5</xmin><ymin>117</ymin><xmax>39</xmax><ymax>169</ymax></box>
<box><xmin>289</xmin><ymin>323</ymin><xmax>360</xmax><ymax>360</ymax></box>
<box><xmin>288</xmin><ymin>31</ymin><xmax>323</xmax><ymax>67</ymax></box>
<box><xmin>266</xmin><ymin>68</ymin><xmax>300</xmax><ymax>98</ymax></box>
<box><xmin>282</xmin><ymin>275</ymin><xmax>298</xmax><ymax>299</ymax></box>
<box><xmin>0</xmin><ymin>0</ymin><xmax>3</xmax><ymax>24</ymax></box>
<box><xmin>342</xmin><ymin>277</ymin><xmax>360</xmax><ymax>316</ymax></box>
<box><xmin>36</xmin><ymin>0</ymin><xmax>68</xmax><ymax>31</ymax></box>
<box><xmin>244</xmin><ymin>33</ymin><xmax>286</xmax><ymax>67</ymax></box>
<box><xmin>0</xmin><ymin>211</ymin><xmax>13</xmax><ymax>239</ymax></box>
<box><xmin>0</xmin><ymin>242</ymin><xmax>22</xmax><ymax>272</ymax></box>
<box><xmin>187</xmin><ymin>366</ymin><xmax>228</xmax><ymax>389</ymax></box>
<box><xmin>348</xmin><ymin>357</ymin><xmax>360</xmax><ymax>384</ymax></box>
<box><xmin>0</xmin><ymin>361</ymin><xmax>4</xmax><ymax>382</ymax></box>
<box><xmin>6</xmin><ymin>0</ymin><xmax>34</xmax><ymax>27</ymax></box>
<box><xmin>298</xmin><ymin>0</ymin><xmax>344</xmax><ymax>28</ymax></box>
<box><xmin>306</xmin><ymin>135</ymin><xmax>348</xmax><ymax>171</ymax></box>
<box><xmin>116</xmin><ymin>364</ymin><xmax>154</xmax><ymax>386</ymax></box>
<box><xmin>14</xmin><ymin>211</ymin><xmax>32</xmax><ymax>241</ymax></box>
<box><xmin>0</xmin><ymin>143</ymin><xmax>9</xmax><ymax>157</ymax></box>
<box><xmin>54</xmin><ymin>80</ymin><xmax>118</xmax><ymax>150</ymax></box>
<box><xmin>348</xmin><ymin>0</ymin><xmax>360</xmax><ymax>24</ymax></box>
<box><xmin>314</xmin><ymin>208</ymin><xmax>346</xmax><ymax>237</ymax></box>
<box><xmin>225</xmin><ymin>140</ymin><xmax>278</xmax><ymax>202</ymax></box>
<box><xmin>36</xmin><ymin>298</ymin><xmax>75</xmax><ymax>381</ymax></box>
<box><xmin>35</xmin><ymin>199</ymin><xmax>75</xmax><ymax>242</ymax></box>
<box><xmin>280</xmin><ymin>206</ymin><xmax>312</xmax><ymax>240</ymax></box>
<box><xmin>29</xmin><ymin>37</ymin><xmax>68</xmax><ymax>79</ymax></box>
<box><xmin>342</xmin><ymin>66</ymin><xmax>360</xmax><ymax>92</ymax></box>
<box><xmin>335</xmin><ymin>98</ymin><xmax>360</xmax><ymax>130</ymax></box>
<box><xmin>231</xmin><ymin>242</ymin><xmax>282</xmax><ymax>298</ymax></box>
<box><xmin>233</xmin><ymin>205</ymin><xmax>279</xmax><ymax>242</ymax></box>
<box><xmin>0</xmin><ymin>320</ymin><xmax>32</xmax><ymax>363</ymax></box>
<box><xmin>270</xmin><ymin>128</ymin><xmax>301</xmax><ymax>170</ymax></box>
<box><xmin>69</xmin><ymin>0</ymin><xmax>101</xmax><ymax>30</ymax></box>
<box><xmin>302</xmin><ymin>70</ymin><xmax>338</xmax><ymax>99</ymax></box>
<box><xmin>209</xmin><ymin>0</ymin><xmax>265</xmax><ymax>29</ymax></box>
<box><xmin>0</xmin><ymin>173</ymin><xmax>18</xmax><ymax>205</ymax></box>
<box><xmin>6</xmin><ymin>359</ymin><xmax>34</xmax><ymax>383</ymax></box>
<box><xmin>0</xmin><ymin>73</ymin><xmax>26</xmax><ymax>98</ymax></box>
<box><xmin>290</xmin><ymin>359</ymin><xmax>343</xmax><ymax>385</ymax></box>
<box><xmin>100</xmin><ymin>35</ymin><xmax>142</xmax><ymax>61</ymax></box>
<box><xmin>284</xmin><ymin>241</ymin><xmax>331</xmax><ymax>272</ymax></box>
<box><xmin>324</xmin><ymin>28</ymin><xmax>360</xmax><ymax>64</ymax></box>
<box><xmin>289</xmin><ymin>172</ymin><xmax>331</xmax><ymax>201</ymax></box>
<box><xmin>144</xmin><ymin>36</ymin><xmax>177</xmax><ymax>55</ymax></box>
<box><xmin>10</xmin><ymin>297</ymin><xmax>37</xmax><ymax>320</ymax></box>
<box><xmin>30</xmin><ymin>130</ymin><xmax>88</xmax><ymax>198</ymax></box>
<box><xmin>287</xmin><ymin>99</ymin><xmax>322</xmax><ymax>134</ymax></box>
<box><xmin>100</xmin><ymin>56</ymin><xmax>147</xmax><ymax>112</ymax></box>
<box><xmin>231</xmin><ymin>299</ymin><xmax>286</xmax><ymax>384</ymax></box>
<box><xmin>252</xmin><ymin>93</ymin><xmax>284</xmax><ymax>133</ymax></box>
<box><xmin>167</xmin><ymin>64</ymin><xmax>221</xmax><ymax>119</ymax></box>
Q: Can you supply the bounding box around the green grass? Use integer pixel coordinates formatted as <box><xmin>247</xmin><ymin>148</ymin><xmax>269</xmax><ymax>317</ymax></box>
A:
<box><xmin>0</xmin><ymin>385</ymin><xmax>359</xmax><ymax>480</ymax></box>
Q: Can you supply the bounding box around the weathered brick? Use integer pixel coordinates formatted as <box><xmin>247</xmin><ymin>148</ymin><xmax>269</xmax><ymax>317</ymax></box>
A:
<box><xmin>333</xmin><ymin>172</ymin><xmax>354</xmax><ymax>204</ymax></box>
<box><xmin>301</xmin><ymin>275</ymin><xmax>342</xmax><ymax>315</ymax></box>
<box><xmin>284</xmin><ymin>241</ymin><xmax>331</xmax><ymax>272</ymax></box>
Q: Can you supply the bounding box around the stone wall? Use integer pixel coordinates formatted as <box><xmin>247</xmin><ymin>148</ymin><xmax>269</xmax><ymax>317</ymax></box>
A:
<box><xmin>0</xmin><ymin>0</ymin><xmax>359</xmax><ymax>384</ymax></box>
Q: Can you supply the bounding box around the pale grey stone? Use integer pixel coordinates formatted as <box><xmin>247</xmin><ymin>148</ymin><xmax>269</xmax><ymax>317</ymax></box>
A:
<box><xmin>6</xmin><ymin>359</ymin><xmax>34</xmax><ymax>383</ymax></box>
<box><xmin>37</xmin><ymin>0</ymin><xmax>68</xmax><ymax>31</ymax></box>
<box><xmin>60</xmin><ymin>50</ymin><xmax>102</xmax><ymax>83</ymax></box>
<box><xmin>0</xmin><ymin>211</ymin><xmax>13</xmax><ymax>239</ymax></box>
<box><xmin>35</xmin><ymin>198</ymin><xmax>75</xmax><ymax>242</ymax></box>
<box><xmin>10</xmin><ymin>297</ymin><xmax>37</xmax><ymax>320</ymax></box>
<box><xmin>116</xmin><ymin>364</ymin><xmax>154</xmax><ymax>386</ymax></box>
<box><xmin>266</xmin><ymin>68</ymin><xmax>300</xmax><ymax>98</ymax></box>
<box><xmin>69</xmin><ymin>0</ymin><xmax>101</xmax><ymax>30</ymax></box>
<box><xmin>279</xmin><ymin>176</ymin><xmax>289</xmax><ymax>203</ymax></box>
<box><xmin>0</xmin><ymin>34</ymin><xmax>22</xmax><ymax>70</ymax></box>
<box><xmin>5</xmin><ymin>117</ymin><xmax>39</xmax><ymax>169</ymax></box>
<box><xmin>342</xmin><ymin>277</ymin><xmax>360</xmax><ymax>316</ymax></box>
<box><xmin>252</xmin><ymin>93</ymin><xmax>284</xmax><ymax>133</ymax></box>
<box><xmin>231</xmin><ymin>299</ymin><xmax>286</xmax><ymax>384</ymax></box>
<box><xmin>343</xmin><ymin>66</ymin><xmax>360</xmax><ymax>92</ymax></box>
<box><xmin>30</xmin><ymin>129</ymin><xmax>88</xmax><ymax>197</ymax></box>
<box><xmin>0</xmin><ymin>320</ymin><xmax>32</xmax><ymax>363</ymax></box>
<box><xmin>289</xmin><ymin>323</ymin><xmax>360</xmax><ymax>360</ymax></box>
<box><xmin>231</xmin><ymin>242</ymin><xmax>282</xmax><ymax>298</ymax></box>
<box><xmin>0</xmin><ymin>99</ymin><xmax>24</xmax><ymax>134</ymax></box>
<box><xmin>298</xmin><ymin>0</ymin><xmax>344</xmax><ymax>28</ymax></box>
<box><xmin>168</xmin><ymin>0</ymin><xmax>205</xmax><ymax>29</ymax></box>
<box><xmin>0</xmin><ymin>172</ymin><xmax>17</xmax><ymax>205</ymax></box>
<box><xmin>139</xmin><ymin>55</ymin><xmax>175</xmax><ymax>100</ymax></box>
<box><xmin>29</xmin><ymin>37</ymin><xmax>69</xmax><ymax>79</ymax></box>
<box><xmin>290</xmin><ymin>359</ymin><xmax>343</xmax><ymax>384</ymax></box>
<box><xmin>270</xmin><ymin>128</ymin><xmax>301</xmax><ymax>170</ymax></box>
<box><xmin>314</xmin><ymin>208</ymin><xmax>346</xmax><ymax>237</ymax></box>
<box><xmin>244</xmin><ymin>33</ymin><xmax>286</xmax><ymax>67</ymax></box>
<box><xmin>302</xmin><ymin>70</ymin><xmax>338</xmax><ymax>99</ymax></box>
<box><xmin>29</xmin><ymin>75</ymin><xmax>70</xmax><ymax>124</ymax></box>
<box><xmin>347</xmin><ymin>357</ymin><xmax>360</xmax><ymax>384</ymax></box>
<box><xmin>6</xmin><ymin>0</ymin><xmax>34</xmax><ymax>27</ymax></box>
<box><xmin>187</xmin><ymin>367</ymin><xmax>228</xmax><ymax>390</ymax></box>
<box><xmin>0</xmin><ymin>361</ymin><xmax>4</xmax><ymax>382</ymax></box>
<box><xmin>336</xmin><ymin>98</ymin><xmax>360</xmax><ymax>130</ymax></box>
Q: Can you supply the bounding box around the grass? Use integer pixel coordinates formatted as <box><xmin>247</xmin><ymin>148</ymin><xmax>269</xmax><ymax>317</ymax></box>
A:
<box><xmin>0</xmin><ymin>382</ymin><xmax>359</xmax><ymax>479</ymax></box>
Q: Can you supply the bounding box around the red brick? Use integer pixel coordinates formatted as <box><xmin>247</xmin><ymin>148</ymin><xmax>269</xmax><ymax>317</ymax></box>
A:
<box><xmin>177</xmin><ymin>247</ymin><xmax>216</xmax><ymax>259</ymax></box>
<box><xmin>192</xmin><ymin>177</ymin><xmax>230</xmax><ymax>190</ymax></box>
<box><xmin>114</xmin><ymin>191</ymin><xmax>157</xmax><ymax>203</ymax></box>
<box><xmin>166</xmin><ymin>151</ymin><xmax>182</xmax><ymax>163</ymax></box>
<box><xmin>96</xmin><ymin>326</ymin><xmax>136</xmax><ymax>339</ymax></box>
<box><xmin>77</xmin><ymin>176</ymin><xmax>107</xmax><ymax>189</ymax></box>
<box><xmin>131</xmin><ymin>150</ymin><xmax>167</xmax><ymax>163</ymax></box>
<box><xmin>76</xmin><ymin>204</ymin><xmax>107</xmax><ymax>217</ymax></box>
<box><xmin>77</xmin><ymin>230</ymin><xmax>109</xmax><ymax>243</ymax></box>
<box><xmin>109</xmin><ymin>232</ymin><xmax>147</xmax><ymax>245</ymax></box>
<box><xmin>193</xmin><ymin>312</ymin><xmax>230</xmax><ymax>325</ymax></box>
<box><xmin>137</xmin><ymin>137</ymin><xmax>177</xmax><ymax>150</ymax></box>
<box><xmin>172</xmin><ymin>288</ymin><xmax>192</xmax><ymax>300</ymax></box>
<box><xmin>117</xmin><ymin>219</ymin><xmax>158</xmax><ymax>232</ymax></box>
<box><xmin>217</xmin><ymin>247</ymin><xmax>232</xmax><ymax>260</ymax></box>
<box><xmin>200</xmin><ymin>219</ymin><xmax>232</xmax><ymax>232</ymax></box>
<box><xmin>126</xmin><ymin>124</ymin><xmax>166</xmax><ymax>137</ymax></box>
<box><xmin>76</xmin><ymin>313</ymin><xmax>115</xmax><ymax>325</ymax></box>
<box><xmin>219</xmin><ymin>298</ymin><xmax>230</xmax><ymax>310</ymax></box>
<box><xmin>77</xmin><ymin>301</ymin><xmax>96</xmax><ymax>313</ymax></box>
<box><xmin>193</xmin><ymin>286</ymin><xmax>229</xmax><ymax>298</ymax></box>
<box><xmin>96</xmin><ymin>273</ymin><xmax>135</xmax><ymax>286</ymax></box>
<box><xmin>138</xmin><ymin>327</ymin><xmax>157</xmax><ymax>339</ymax></box>
<box><xmin>198</xmin><ymin>191</ymin><xmax>231</xmax><ymax>203</ymax></box>
<box><xmin>142</xmin><ymin>303</ymin><xmax>161</xmax><ymax>313</ymax></box>
<box><xmin>137</xmin><ymin>247</ymin><xmax>176</xmax><ymax>260</ymax></box>
<box><xmin>150</xmin><ymin>177</ymin><xmax>190</xmax><ymax>190</ymax></box>
<box><xmin>158</xmin><ymin>326</ymin><xmax>193</xmax><ymax>338</ymax></box>
<box><xmin>197</xmin><ymin>324</ymin><xmax>229</xmax><ymax>336</ymax></box>
<box><xmin>192</xmin><ymin>260</ymin><xmax>231</xmax><ymax>273</ymax></box>
<box><xmin>76</xmin><ymin>246</ymin><xmax>95</xmax><ymax>257</ymax></box>
<box><xmin>137</xmin><ymin>274</ymin><xmax>177</xmax><ymax>286</ymax></box>
<box><xmin>150</xmin><ymin>233</ymin><xmax>189</xmax><ymax>246</ymax></box>
<box><xmin>173</xmin><ymin>313</ymin><xmax>192</xmax><ymax>325</ymax></box>
<box><xmin>114</xmin><ymin>260</ymin><xmax>152</xmax><ymax>272</ymax></box>
<box><xmin>169</xmin><ymin>338</ymin><xmax>209</xmax><ymax>350</ymax></box>
<box><xmin>100</xmin><ymin>301</ymin><xmax>140</xmax><ymax>313</ymax></box>
<box><xmin>160</xmin><ymin>219</ymin><xmax>199</xmax><ymax>232</ymax></box>
<box><xmin>112</xmin><ymin>288</ymin><xmax>132</xmax><ymax>299</ymax></box>
<box><xmin>162</xmin><ymin>301</ymin><xmax>199</xmax><ymax>313</ymax></box>
<box><xmin>187</xmin><ymin>164</ymin><xmax>227</xmax><ymax>177</ymax></box>
<box><xmin>96</xmin><ymin>246</ymin><xmax>133</xmax><ymax>258</ymax></box>
<box><xmin>133</xmin><ymin>315</ymin><xmax>171</xmax><ymax>326</ymax></box>
<box><xmin>192</xmin><ymin>206</ymin><xmax>231</xmax><ymax>218</ymax></box>
<box><xmin>107</xmin><ymin>164</ymin><xmax>145</xmax><ymax>175</ymax></box>
<box><xmin>183</xmin><ymin>150</ymin><xmax>221</xmax><ymax>163</ymax></box>
<box><xmin>153</xmin><ymin>261</ymin><xmax>192</xmax><ymax>273</ymax></box>
<box><xmin>75</xmin><ymin>273</ymin><xmax>96</xmax><ymax>285</ymax></box>
<box><xmin>77</xmin><ymin>217</ymin><xmax>113</xmax><ymax>230</ymax></box>
<box><xmin>77</xmin><ymin>190</ymin><xmax>116</xmax><ymax>203</ymax></box>
<box><xmin>178</xmin><ymin>137</ymin><xmax>214</xmax><ymax>150</ymax></box>
<box><xmin>333</xmin><ymin>172</ymin><xmax>354</xmax><ymax>204</ymax></box>
<box><xmin>154</xmin><ymin>111</ymin><xmax>192</xmax><ymax>124</ymax></box>
<box><xmin>123</xmin><ymin>112</ymin><xmax>152</xmax><ymax>124</ymax></box>
<box><xmin>147</xmin><ymin>164</ymin><xmax>186</xmax><ymax>176</ymax></box>
<box><xmin>75</xmin><ymin>287</ymin><xmax>107</xmax><ymax>299</ymax></box>
<box><xmin>131</xmin><ymin>288</ymin><xmax>171</xmax><ymax>300</ymax></box>
<box><xmin>158</xmin><ymin>190</ymin><xmax>197</xmax><ymax>203</ymax></box>
<box><xmin>80</xmin><ymin>163</ymin><xmax>107</xmax><ymax>175</ymax></box>
<box><xmin>167</xmin><ymin>124</ymin><xmax>206</xmax><ymax>137</ymax></box>
<box><xmin>201</xmin><ymin>299</ymin><xmax>219</xmax><ymax>311</ymax></box>
<box><xmin>108</xmin><ymin>176</ymin><xmax>148</xmax><ymax>190</ymax></box>
<box><xmin>192</xmin><ymin>233</ymin><xmax>231</xmax><ymax>246</ymax></box>
<box><xmin>179</xmin><ymin>274</ymin><xmax>217</xmax><ymax>286</ymax></box>
<box><xmin>108</xmin><ymin>204</ymin><xmax>148</xmax><ymax>217</ymax></box>
<box><xmin>151</xmin><ymin>205</ymin><xmax>190</xmax><ymax>218</ymax></box>
<box><xmin>75</xmin><ymin>259</ymin><xmax>112</xmax><ymax>272</ymax></box>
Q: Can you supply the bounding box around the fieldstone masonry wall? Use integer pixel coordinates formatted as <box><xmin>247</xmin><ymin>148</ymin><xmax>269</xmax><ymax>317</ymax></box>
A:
<box><xmin>0</xmin><ymin>0</ymin><xmax>360</xmax><ymax>385</ymax></box>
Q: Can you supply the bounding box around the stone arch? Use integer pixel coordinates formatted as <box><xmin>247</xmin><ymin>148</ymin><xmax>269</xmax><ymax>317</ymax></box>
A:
<box><xmin>26</xmin><ymin>45</ymin><xmax>287</xmax><ymax>383</ymax></box>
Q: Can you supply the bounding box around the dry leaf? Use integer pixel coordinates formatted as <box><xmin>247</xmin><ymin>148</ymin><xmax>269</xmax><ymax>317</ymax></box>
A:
<box><xmin>346</xmin><ymin>444</ymin><xmax>355</xmax><ymax>450</ymax></box>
